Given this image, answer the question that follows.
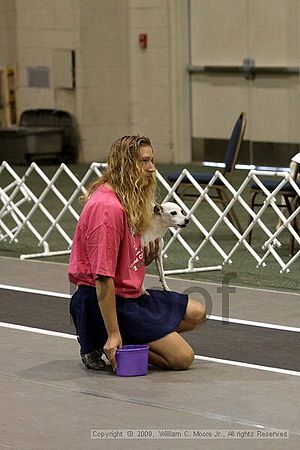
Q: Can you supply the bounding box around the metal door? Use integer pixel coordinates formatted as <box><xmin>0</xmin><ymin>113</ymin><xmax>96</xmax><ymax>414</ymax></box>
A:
<box><xmin>189</xmin><ymin>0</ymin><xmax>300</xmax><ymax>168</ymax></box>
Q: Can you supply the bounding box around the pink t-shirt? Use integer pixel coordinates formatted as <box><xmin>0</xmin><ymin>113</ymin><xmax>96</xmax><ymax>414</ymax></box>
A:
<box><xmin>68</xmin><ymin>184</ymin><xmax>145</xmax><ymax>298</ymax></box>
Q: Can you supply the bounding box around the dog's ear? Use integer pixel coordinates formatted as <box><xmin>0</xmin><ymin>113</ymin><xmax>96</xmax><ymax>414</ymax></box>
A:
<box><xmin>153</xmin><ymin>203</ymin><xmax>163</xmax><ymax>215</ymax></box>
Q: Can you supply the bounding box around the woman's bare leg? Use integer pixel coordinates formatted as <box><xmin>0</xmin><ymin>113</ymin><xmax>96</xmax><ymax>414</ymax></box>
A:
<box><xmin>149</xmin><ymin>331</ymin><xmax>194</xmax><ymax>370</ymax></box>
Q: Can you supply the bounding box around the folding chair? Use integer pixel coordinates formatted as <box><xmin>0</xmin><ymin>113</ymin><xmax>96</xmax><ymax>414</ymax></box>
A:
<box><xmin>167</xmin><ymin>112</ymin><xmax>247</xmax><ymax>233</ymax></box>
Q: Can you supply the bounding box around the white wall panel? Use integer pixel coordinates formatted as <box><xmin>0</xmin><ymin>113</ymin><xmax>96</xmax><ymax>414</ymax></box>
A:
<box><xmin>190</xmin><ymin>0</ymin><xmax>300</xmax><ymax>146</ymax></box>
<box><xmin>192</xmin><ymin>75</ymin><xmax>249</xmax><ymax>139</ymax></box>
<box><xmin>190</xmin><ymin>0</ymin><xmax>248</xmax><ymax>65</ymax></box>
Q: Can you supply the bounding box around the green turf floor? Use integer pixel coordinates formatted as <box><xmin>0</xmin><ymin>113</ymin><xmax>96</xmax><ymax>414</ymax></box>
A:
<box><xmin>0</xmin><ymin>162</ymin><xmax>299</xmax><ymax>294</ymax></box>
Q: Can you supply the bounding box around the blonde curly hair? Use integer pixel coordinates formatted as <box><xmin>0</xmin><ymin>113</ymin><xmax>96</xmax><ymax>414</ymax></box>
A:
<box><xmin>81</xmin><ymin>135</ymin><xmax>156</xmax><ymax>234</ymax></box>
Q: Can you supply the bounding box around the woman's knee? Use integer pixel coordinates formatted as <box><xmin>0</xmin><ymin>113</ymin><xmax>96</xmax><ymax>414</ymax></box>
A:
<box><xmin>167</xmin><ymin>347</ymin><xmax>195</xmax><ymax>370</ymax></box>
<box><xmin>187</xmin><ymin>299</ymin><xmax>207</xmax><ymax>325</ymax></box>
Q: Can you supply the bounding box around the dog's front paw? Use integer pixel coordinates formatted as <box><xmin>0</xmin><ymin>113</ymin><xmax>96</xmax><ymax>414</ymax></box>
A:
<box><xmin>162</xmin><ymin>284</ymin><xmax>171</xmax><ymax>291</ymax></box>
<box><xmin>142</xmin><ymin>284</ymin><xmax>150</xmax><ymax>295</ymax></box>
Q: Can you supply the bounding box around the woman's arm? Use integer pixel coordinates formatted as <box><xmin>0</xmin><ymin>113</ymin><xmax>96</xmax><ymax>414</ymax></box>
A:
<box><xmin>96</xmin><ymin>276</ymin><xmax>122</xmax><ymax>369</ymax></box>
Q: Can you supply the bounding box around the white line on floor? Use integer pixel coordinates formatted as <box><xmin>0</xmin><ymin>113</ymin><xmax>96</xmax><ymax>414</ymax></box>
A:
<box><xmin>0</xmin><ymin>321</ymin><xmax>299</xmax><ymax>377</ymax></box>
<box><xmin>194</xmin><ymin>355</ymin><xmax>300</xmax><ymax>377</ymax></box>
<box><xmin>0</xmin><ymin>321</ymin><xmax>76</xmax><ymax>339</ymax></box>
<box><xmin>0</xmin><ymin>283</ymin><xmax>71</xmax><ymax>298</ymax></box>
<box><xmin>207</xmin><ymin>315</ymin><xmax>300</xmax><ymax>333</ymax></box>
<box><xmin>1</xmin><ymin>256</ymin><xmax>300</xmax><ymax>297</ymax></box>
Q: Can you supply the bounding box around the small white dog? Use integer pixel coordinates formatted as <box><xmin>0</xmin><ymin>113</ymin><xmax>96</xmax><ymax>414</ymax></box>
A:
<box><xmin>142</xmin><ymin>202</ymin><xmax>189</xmax><ymax>292</ymax></box>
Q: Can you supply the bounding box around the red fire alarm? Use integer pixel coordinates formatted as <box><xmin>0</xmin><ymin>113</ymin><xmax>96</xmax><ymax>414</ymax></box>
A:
<box><xmin>139</xmin><ymin>33</ymin><xmax>148</xmax><ymax>49</ymax></box>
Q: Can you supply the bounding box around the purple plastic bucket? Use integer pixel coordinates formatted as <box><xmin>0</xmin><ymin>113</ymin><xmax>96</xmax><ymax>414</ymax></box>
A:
<box><xmin>116</xmin><ymin>345</ymin><xmax>149</xmax><ymax>377</ymax></box>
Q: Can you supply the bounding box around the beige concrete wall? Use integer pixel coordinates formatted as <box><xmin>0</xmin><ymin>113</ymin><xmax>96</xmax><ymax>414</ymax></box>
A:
<box><xmin>77</xmin><ymin>0</ymin><xmax>130</xmax><ymax>162</ymax></box>
<box><xmin>77</xmin><ymin>0</ymin><xmax>190</xmax><ymax>163</ymax></box>
<box><xmin>129</xmin><ymin>0</ymin><xmax>172</xmax><ymax>162</ymax></box>
<box><xmin>3</xmin><ymin>0</ymin><xmax>300</xmax><ymax>164</ymax></box>
<box><xmin>15</xmin><ymin>0</ymin><xmax>79</xmax><ymax>120</ymax></box>
<box><xmin>1</xmin><ymin>0</ymin><xmax>191</xmax><ymax>164</ymax></box>
<box><xmin>169</xmin><ymin>0</ymin><xmax>192</xmax><ymax>163</ymax></box>
<box><xmin>129</xmin><ymin>0</ymin><xmax>190</xmax><ymax>163</ymax></box>
<box><xmin>0</xmin><ymin>0</ymin><xmax>17</xmax><ymax>65</ymax></box>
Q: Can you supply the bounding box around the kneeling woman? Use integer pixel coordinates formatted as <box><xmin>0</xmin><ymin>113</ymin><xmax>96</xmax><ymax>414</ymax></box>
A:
<box><xmin>68</xmin><ymin>135</ymin><xmax>206</xmax><ymax>371</ymax></box>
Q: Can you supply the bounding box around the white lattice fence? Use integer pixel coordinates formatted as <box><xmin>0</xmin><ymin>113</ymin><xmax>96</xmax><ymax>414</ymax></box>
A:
<box><xmin>156</xmin><ymin>169</ymin><xmax>300</xmax><ymax>274</ymax></box>
<box><xmin>0</xmin><ymin>161</ymin><xmax>106</xmax><ymax>259</ymax></box>
<box><xmin>0</xmin><ymin>161</ymin><xmax>299</xmax><ymax>272</ymax></box>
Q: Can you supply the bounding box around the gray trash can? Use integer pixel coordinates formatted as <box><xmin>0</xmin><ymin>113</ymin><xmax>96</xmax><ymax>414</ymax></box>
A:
<box><xmin>0</xmin><ymin>109</ymin><xmax>79</xmax><ymax>165</ymax></box>
<box><xmin>19</xmin><ymin>109</ymin><xmax>79</xmax><ymax>163</ymax></box>
<box><xmin>0</xmin><ymin>126</ymin><xmax>64</xmax><ymax>165</ymax></box>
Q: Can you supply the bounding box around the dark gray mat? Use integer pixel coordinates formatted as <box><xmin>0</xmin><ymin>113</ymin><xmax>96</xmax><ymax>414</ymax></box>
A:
<box><xmin>1</xmin><ymin>288</ymin><xmax>299</xmax><ymax>372</ymax></box>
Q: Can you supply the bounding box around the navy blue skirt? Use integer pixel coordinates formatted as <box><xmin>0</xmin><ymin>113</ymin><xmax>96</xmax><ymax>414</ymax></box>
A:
<box><xmin>70</xmin><ymin>285</ymin><xmax>188</xmax><ymax>355</ymax></box>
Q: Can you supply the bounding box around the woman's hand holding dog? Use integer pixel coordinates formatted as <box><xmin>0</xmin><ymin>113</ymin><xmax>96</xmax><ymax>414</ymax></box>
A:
<box><xmin>143</xmin><ymin>238</ymin><xmax>160</xmax><ymax>266</ymax></box>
